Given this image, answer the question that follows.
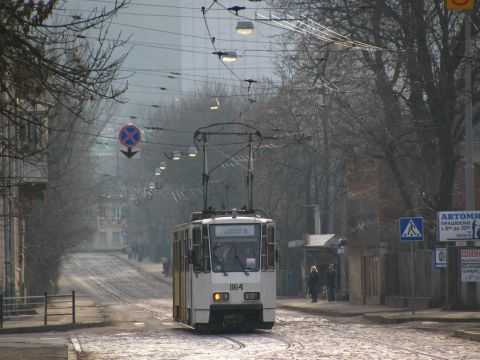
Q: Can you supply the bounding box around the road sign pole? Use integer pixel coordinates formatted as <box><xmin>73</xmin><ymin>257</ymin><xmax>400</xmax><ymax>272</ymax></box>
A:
<box><xmin>399</xmin><ymin>217</ymin><xmax>423</xmax><ymax>314</ymax></box>
<box><xmin>411</xmin><ymin>242</ymin><xmax>415</xmax><ymax>315</ymax></box>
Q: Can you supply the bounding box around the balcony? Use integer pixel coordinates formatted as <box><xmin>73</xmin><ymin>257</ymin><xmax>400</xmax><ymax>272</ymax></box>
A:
<box><xmin>97</xmin><ymin>218</ymin><xmax>122</xmax><ymax>226</ymax></box>
<box><xmin>16</xmin><ymin>156</ymin><xmax>48</xmax><ymax>185</ymax></box>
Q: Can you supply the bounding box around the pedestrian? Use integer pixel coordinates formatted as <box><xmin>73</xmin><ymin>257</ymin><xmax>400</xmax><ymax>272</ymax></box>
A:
<box><xmin>137</xmin><ymin>244</ymin><xmax>144</xmax><ymax>262</ymax></box>
<box><xmin>165</xmin><ymin>258</ymin><xmax>171</xmax><ymax>277</ymax></box>
<box><xmin>324</xmin><ymin>263</ymin><xmax>337</xmax><ymax>302</ymax></box>
<box><xmin>307</xmin><ymin>265</ymin><xmax>320</xmax><ymax>303</ymax></box>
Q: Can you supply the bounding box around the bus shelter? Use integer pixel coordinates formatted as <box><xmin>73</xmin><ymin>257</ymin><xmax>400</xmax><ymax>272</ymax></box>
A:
<box><xmin>301</xmin><ymin>234</ymin><xmax>346</xmax><ymax>298</ymax></box>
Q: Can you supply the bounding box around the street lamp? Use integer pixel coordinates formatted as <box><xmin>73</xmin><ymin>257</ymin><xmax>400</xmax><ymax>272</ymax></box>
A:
<box><xmin>236</xmin><ymin>21</ymin><xmax>254</xmax><ymax>35</ymax></box>
<box><xmin>172</xmin><ymin>151</ymin><xmax>181</xmax><ymax>160</ymax></box>
<box><xmin>188</xmin><ymin>146</ymin><xmax>198</xmax><ymax>157</ymax></box>
<box><xmin>165</xmin><ymin>148</ymin><xmax>197</xmax><ymax>160</ymax></box>
<box><xmin>213</xmin><ymin>51</ymin><xmax>238</xmax><ymax>62</ymax></box>
<box><xmin>209</xmin><ymin>97</ymin><xmax>220</xmax><ymax>110</ymax></box>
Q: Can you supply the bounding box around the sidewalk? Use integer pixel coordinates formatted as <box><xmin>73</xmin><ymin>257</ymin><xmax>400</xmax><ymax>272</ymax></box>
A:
<box><xmin>277</xmin><ymin>297</ymin><xmax>480</xmax><ymax>342</ymax></box>
<box><xmin>0</xmin><ymin>297</ymin><xmax>110</xmax><ymax>335</ymax></box>
<box><xmin>0</xmin><ymin>296</ymin><xmax>110</xmax><ymax>360</ymax></box>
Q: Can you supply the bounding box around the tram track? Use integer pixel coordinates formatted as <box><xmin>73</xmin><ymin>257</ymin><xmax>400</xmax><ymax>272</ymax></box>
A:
<box><xmin>70</xmin><ymin>254</ymin><xmax>304</xmax><ymax>354</ymax></box>
<box><xmin>65</xmin><ymin>254</ymin><xmax>172</xmax><ymax>321</ymax></box>
<box><xmin>257</xmin><ymin>330</ymin><xmax>305</xmax><ymax>350</ymax></box>
<box><xmin>66</xmin><ymin>257</ymin><xmax>130</xmax><ymax>304</ymax></box>
<box><xmin>96</xmin><ymin>256</ymin><xmax>165</xmax><ymax>298</ymax></box>
<box><xmin>216</xmin><ymin>334</ymin><xmax>246</xmax><ymax>350</ymax></box>
<box><xmin>347</xmin><ymin>333</ymin><xmax>454</xmax><ymax>360</ymax></box>
<box><xmin>275</xmin><ymin>311</ymin><xmax>456</xmax><ymax>360</ymax></box>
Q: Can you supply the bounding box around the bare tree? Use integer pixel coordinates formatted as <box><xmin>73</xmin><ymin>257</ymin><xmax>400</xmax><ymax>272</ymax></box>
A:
<box><xmin>269</xmin><ymin>0</ymin><xmax>480</xmax><ymax>245</ymax></box>
<box><xmin>0</xmin><ymin>0</ymin><xmax>131</xmax><ymax>294</ymax></box>
<box><xmin>1</xmin><ymin>0</ymin><xmax>130</xmax><ymax>155</ymax></box>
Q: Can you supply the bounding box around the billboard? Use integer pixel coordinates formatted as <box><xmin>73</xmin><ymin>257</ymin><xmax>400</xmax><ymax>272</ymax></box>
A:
<box><xmin>437</xmin><ymin>211</ymin><xmax>480</xmax><ymax>241</ymax></box>
<box><xmin>461</xmin><ymin>249</ymin><xmax>480</xmax><ymax>282</ymax></box>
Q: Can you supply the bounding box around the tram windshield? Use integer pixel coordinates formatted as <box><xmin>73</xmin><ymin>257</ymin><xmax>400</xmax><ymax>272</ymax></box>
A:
<box><xmin>210</xmin><ymin>224</ymin><xmax>261</xmax><ymax>273</ymax></box>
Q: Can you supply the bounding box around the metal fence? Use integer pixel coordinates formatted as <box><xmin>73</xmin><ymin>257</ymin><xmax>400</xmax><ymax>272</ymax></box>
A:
<box><xmin>0</xmin><ymin>291</ymin><xmax>76</xmax><ymax>328</ymax></box>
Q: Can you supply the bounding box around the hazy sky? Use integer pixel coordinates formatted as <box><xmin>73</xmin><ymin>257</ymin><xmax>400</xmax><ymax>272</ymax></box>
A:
<box><xmin>63</xmin><ymin>0</ymin><xmax>287</xmax><ymax>126</ymax></box>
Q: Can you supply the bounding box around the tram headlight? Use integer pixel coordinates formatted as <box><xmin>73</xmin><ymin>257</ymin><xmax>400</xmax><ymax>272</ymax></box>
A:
<box><xmin>244</xmin><ymin>292</ymin><xmax>260</xmax><ymax>300</ymax></box>
<box><xmin>213</xmin><ymin>292</ymin><xmax>229</xmax><ymax>301</ymax></box>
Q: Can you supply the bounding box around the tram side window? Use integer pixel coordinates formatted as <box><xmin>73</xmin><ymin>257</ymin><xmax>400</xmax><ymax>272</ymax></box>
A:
<box><xmin>202</xmin><ymin>225</ymin><xmax>211</xmax><ymax>272</ymax></box>
<box><xmin>192</xmin><ymin>227</ymin><xmax>202</xmax><ymax>272</ymax></box>
<box><xmin>184</xmin><ymin>229</ymin><xmax>188</xmax><ymax>272</ymax></box>
<box><xmin>173</xmin><ymin>231</ymin><xmax>179</xmax><ymax>273</ymax></box>
<box><xmin>261</xmin><ymin>224</ymin><xmax>267</xmax><ymax>271</ymax></box>
<box><xmin>267</xmin><ymin>226</ymin><xmax>275</xmax><ymax>270</ymax></box>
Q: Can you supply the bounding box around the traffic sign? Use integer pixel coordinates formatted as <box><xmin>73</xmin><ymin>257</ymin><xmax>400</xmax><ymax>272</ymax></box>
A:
<box><xmin>399</xmin><ymin>217</ymin><xmax>424</xmax><ymax>241</ymax></box>
<box><xmin>446</xmin><ymin>0</ymin><xmax>473</xmax><ymax>10</ymax></box>
<box><xmin>119</xmin><ymin>124</ymin><xmax>141</xmax><ymax>148</ymax></box>
<box><xmin>434</xmin><ymin>247</ymin><xmax>447</xmax><ymax>268</ymax></box>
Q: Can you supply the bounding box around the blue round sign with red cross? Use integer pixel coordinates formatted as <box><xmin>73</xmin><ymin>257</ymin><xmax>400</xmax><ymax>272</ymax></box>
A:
<box><xmin>119</xmin><ymin>124</ymin><xmax>141</xmax><ymax>148</ymax></box>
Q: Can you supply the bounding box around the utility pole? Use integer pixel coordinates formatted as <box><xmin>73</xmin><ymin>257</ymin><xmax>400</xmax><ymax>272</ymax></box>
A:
<box><xmin>444</xmin><ymin>0</ymin><xmax>476</xmax><ymax>308</ymax></box>
<box><xmin>2</xmin><ymin>94</ymin><xmax>13</xmax><ymax>300</ymax></box>
<box><xmin>463</xmin><ymin>10</ymin><xmax>477</xmax><ymax>306</ymax></box>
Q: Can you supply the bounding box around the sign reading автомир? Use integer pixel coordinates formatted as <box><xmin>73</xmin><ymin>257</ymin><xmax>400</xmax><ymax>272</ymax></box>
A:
<box><xmin>437</xmin><ymin>211</ymin><xmax>480</xmax><ymax>241</ymax></box>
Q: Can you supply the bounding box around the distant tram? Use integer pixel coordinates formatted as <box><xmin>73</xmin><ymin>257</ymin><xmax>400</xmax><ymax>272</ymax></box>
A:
<box><xmin>172</xmin><ymin>209</ymin><xmax>277</xmax><ymax>330</ymax></box>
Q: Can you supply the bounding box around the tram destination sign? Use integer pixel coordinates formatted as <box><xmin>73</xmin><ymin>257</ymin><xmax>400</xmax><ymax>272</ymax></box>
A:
<box><xmin>214</xmin><ymin>225</ymin><xmax>255</xmax><ymax>237</ymax></box>
<box><xmin>437</xmin><ymin>211</ymin><xmax>480</xmax><ymax>241</ymax></box>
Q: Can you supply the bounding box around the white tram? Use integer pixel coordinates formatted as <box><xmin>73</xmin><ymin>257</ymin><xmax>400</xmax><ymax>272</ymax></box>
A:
<box><xmin>172</xmin><ymin>209</ymin><xmax>277</xmax><ymax>330</ymax></box>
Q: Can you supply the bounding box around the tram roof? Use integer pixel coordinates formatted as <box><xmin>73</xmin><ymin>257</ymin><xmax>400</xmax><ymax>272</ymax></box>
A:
<box><xmin>188</xmin><ymin>209</ymin><xmax>271</xmax><ymax>223</ymax></box>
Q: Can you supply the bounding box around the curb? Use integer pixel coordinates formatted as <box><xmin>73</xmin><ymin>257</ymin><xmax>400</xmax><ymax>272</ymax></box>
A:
<box><xmin>363</xmin><ymin>314</ymin><xmax>415</xmax><ymax>324</ymax></box>
<box><xmin>454</xmin><ymin>329</ymin><xmax>480</xmax><ymax>342</ymax></box>
<box><xmin>364</xmin><ymin>313</ymin><xmax>480</xmax><ymax>324</ymax></box>
<box><xmin>0</xmin><ymin>320</ymin><xmax>113</xmax><ymax>335</ymax></box>
<box><xmin>277</xmin><ymin>304</ymin><xmax>367</xmax><ymax>317</ymax></box>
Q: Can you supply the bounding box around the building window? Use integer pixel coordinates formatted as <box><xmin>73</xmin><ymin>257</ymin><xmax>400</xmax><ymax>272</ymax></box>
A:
<box><xmin>98</xmin><ymin>207</ymin><xmax>107</xmax><ymax>219</ymax></box>
<box><xmin>99</xmin><ymin>232</ymin><xmax>107</xmax><ymax>246</ymax></box>
<box><xmin>112</xmin><ymin>232</ymin><xmax>120</xmax><ymax>244</ymax></box>
<box><xmin>112</xmin><ymin>207</ymin><xmax>121</xmax><ymax>219</ymax></box>
<box><xmin>121</xmin><ymin>206</ymin><xmax>130</xmax><ymax>218</ymax></box>
<box><xmin>88</xmin><ymin>209</ymin><xmax>96</xmax><ymax>219</ymax></box>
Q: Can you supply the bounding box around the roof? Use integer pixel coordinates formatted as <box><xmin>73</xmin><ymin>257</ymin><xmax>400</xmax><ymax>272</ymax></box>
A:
<box><xmin>305</xmin><ymin>234</ymin><xmax>342</xmax><ymax>248</ymax></box>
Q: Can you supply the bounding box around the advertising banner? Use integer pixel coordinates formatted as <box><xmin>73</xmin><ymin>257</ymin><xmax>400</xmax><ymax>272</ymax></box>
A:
<box><xmin>437</xmin><ymin>211</ymin><xmax>480</xmax><ymax>241</ymax></box>
<box><xmin>461</xmin><ymin>249</ymin><xmax>480</xmax><ymax>282</ymax></box>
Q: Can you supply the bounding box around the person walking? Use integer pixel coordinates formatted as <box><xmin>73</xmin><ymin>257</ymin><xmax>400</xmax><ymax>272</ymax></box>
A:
<box><xmin>307</xmin><ymin>266</ymin><xmax>320</xmax><ymax>303</ymax></box>
<box><xmin>324</xmin><ymin>263</ymin><xmax>337</xmax><ymax>302</ymax></box>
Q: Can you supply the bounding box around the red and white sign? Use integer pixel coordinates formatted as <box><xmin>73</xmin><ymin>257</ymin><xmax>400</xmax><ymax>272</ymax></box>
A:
<box><xmin>446</xmin><ymin>0</ymin><xmax>473</xmax><ymax>10</ymax></box>
<box><xmin>461</xmin><ymin>249</ymin><xmax>480</xmax><ymax>282</ymax></box>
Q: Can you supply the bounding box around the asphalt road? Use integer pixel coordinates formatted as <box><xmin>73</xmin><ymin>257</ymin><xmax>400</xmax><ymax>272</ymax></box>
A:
<box><xmin>61</xmin><ymin>253</ymin><xmax>480</xmax><ymax>360</ymax></box>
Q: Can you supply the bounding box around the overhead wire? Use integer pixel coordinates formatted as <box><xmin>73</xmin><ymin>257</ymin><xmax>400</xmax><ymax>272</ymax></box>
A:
<box><xmin>76</xmin><ymin>0</ymin><xmax>289</xmax><ymax>12</ymax></box>
<box><xmin>201</xmin><ymin>6</ymin><xmax>245</xmax><ymax>84</ymax></box>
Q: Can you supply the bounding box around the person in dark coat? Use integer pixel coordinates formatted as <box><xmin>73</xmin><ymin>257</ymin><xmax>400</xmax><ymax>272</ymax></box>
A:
<box><xmin>324</xmin><ymin>263</ymin><xmax>337</xmax><ymax>302</ymax></box>
<box><xmin>307</xmin><ymin>266</ymin><xmax>320</xmax><ymax>303</ymax></box>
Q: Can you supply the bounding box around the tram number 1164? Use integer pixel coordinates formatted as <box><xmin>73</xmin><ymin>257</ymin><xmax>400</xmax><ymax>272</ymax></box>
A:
<box><xmin>230</xmin><ymin>283</ymin><xmax>243</xmax><ymax>291</ymax></box>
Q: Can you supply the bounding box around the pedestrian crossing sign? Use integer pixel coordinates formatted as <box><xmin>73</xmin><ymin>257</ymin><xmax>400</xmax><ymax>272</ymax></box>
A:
<box><xmin>399</xmin><ymin>217</ymin><xmax>424</xmax><ymax>241</ymax></box>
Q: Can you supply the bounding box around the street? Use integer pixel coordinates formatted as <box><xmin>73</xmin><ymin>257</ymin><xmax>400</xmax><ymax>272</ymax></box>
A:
<box><xmin>60</xmin><ymin>253</ymin><xmax>480</xmax><ymax>360</ymax></box>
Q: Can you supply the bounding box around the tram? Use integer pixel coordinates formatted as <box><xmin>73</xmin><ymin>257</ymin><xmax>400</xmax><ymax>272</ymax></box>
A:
<box><xmin>172</xmin><ymin>208</ymin><xmax>277</xmax><ymax>330</ymax></box>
